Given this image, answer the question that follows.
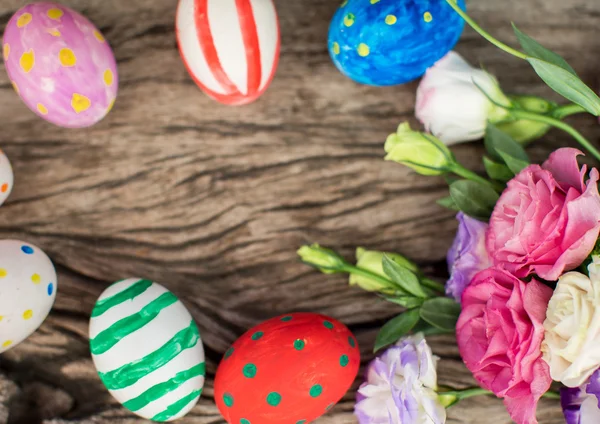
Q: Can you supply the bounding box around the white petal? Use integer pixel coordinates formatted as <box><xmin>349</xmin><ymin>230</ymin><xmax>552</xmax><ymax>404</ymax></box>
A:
<box><xmin>580</xmin><ymin>395</ymin><xmax>600</xmax><ymax>423</ymax></box>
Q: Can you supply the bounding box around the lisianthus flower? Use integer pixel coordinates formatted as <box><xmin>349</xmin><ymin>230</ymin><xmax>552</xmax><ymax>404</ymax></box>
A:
<box><xmin>415</xmin><ymin>51</ymin><xmax>510</xmax><ymax>145</ymax></box>
<box><xmin>487</xmin><ymin>148</ymin><xmax>600</xmax><ymax>281</ymax></box>
<box><xmin>542</xmin><ymin>256</ymin><xmax>600</xmax><ymax>387</ymax></box>
<box><xmin>354</xmin><ymin>334</ymin><xmax>446</xmax><ymax>424</ymax></box>
<box><xmin>561</xmin><ymin>369</ymin><xmax>600</xmax><ymax>424</ymax></box>
<box><xmin>457</xmin><ymin>267</ymin><xmax>553</xmax><ymax>424</ymax></box>
<box><xmin>446</xmin><ymin>212</ymin><xmax>492</xmax><ymax>302</ymax></box>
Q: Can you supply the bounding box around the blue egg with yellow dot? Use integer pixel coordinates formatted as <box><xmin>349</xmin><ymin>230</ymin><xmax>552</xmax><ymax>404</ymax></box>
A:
<box><xmin>328</xmin><ymin>0</ymin><xmax>466</xmax><ymax>86</ymax></box>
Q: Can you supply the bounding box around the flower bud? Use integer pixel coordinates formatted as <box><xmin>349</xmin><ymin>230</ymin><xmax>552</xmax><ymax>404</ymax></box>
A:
<box><xmin>496</xmin><ymin>95</ymin><xmax>553</xmax><ymax>144</ymax></box>
<box><xmin>437</xmin><ymin>393</ymin><xmax>460</xmax><ymax>408</ymax></box>
<box><xmin>416</xmin><ymin>51</ymin><xmax>511</xmax><ymax>145</ymax></box>
<box><xmin>297</xmin><ymin>244</ymin><xmax>347</xmax><ymax>274</ymax></box>
<box><xmin>349</xmin><ymin>247</ymin><xmax>418</xmax><ymax>292</ymax></box>
<box><xmin>384</xmin><ymin>122</ymin><xmax>454</xmax><ymax>176</ymax></box>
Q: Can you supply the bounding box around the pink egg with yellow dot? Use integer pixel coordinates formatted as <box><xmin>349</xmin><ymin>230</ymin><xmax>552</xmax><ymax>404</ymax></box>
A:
<box><xmin>2</xmin><ymin>2</ymin><xmax>118</xmax><ymax>128</ymax></box>
<box><xmin>0</xmin><ymin>151</ymin><xmax>13</xmax><ymax>207</ymax></box>
<box><xmin>0</xmin><ymin>240</ymin><xmax>57</xmax><ymax>353</ymax></box>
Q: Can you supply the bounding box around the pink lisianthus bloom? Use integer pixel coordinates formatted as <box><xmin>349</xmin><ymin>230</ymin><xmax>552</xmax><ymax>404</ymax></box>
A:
<box><xmin>487</xmin><ymin>148</ymin><xmax>600</xmax><ymax>281</ymax></box>
<box><xmin>457</xmin><ymin>267</ymin><xmax>553</xmax><ymax>424</ymax></box>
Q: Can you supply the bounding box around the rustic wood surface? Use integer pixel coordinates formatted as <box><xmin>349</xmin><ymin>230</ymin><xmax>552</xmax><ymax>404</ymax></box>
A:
<box><xmin>1</xmin><ymin>0</ymin><xmax>599</xmax><ymax>422</ymax></box>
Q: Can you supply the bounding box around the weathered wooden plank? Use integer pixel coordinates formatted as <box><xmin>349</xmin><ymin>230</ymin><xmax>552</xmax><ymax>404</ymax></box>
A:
<box><xmin>0</xmin><ymin>0</ymin><xmax>598</xmax><ymax>422</ymax></box>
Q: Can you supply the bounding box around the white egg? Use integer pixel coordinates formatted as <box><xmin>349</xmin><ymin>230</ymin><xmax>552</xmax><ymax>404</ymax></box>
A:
<box><xmin>89</xmin><ymin>278</ymin><xmax>205</xmax><ymax>422</ymax></box>
<box><xmin>0</xmin><ymin>240</ymin><xmax>57</xmax><ymax>353</ymax></box>
<box><xmin>0</xmin><ymin>151</ymin><xmax>14</xmax><ymax>207</ymax></box>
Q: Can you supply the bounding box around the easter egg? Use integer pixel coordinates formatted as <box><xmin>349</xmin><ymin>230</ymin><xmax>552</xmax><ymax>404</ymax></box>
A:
<box><xmin>3</xmin><ymin>2</ymin><xmax>118</xmax><ymax>128</ymax></box>
<box><xmin>214</xmin><ymin>313</ymin><xmax>360</xmax><ymax>424</ymax></box>
<box><xmin>176</xmin><ymin>0</ymin><xmax>280</xmax><ymax>105</ymax></box>
<box><xmin>0</xmin><ymin>151</ymin><xmax>13</xmax><ymax>207</ymax></box>
<box><xmin>0</xmin><ymin>240</ymin><xmax>57</xmax><ymax>353</ymax></box>
<box><xmin>328</xmin><ymin>0</ymin><xmax>466</xmax><ymax>86</ymax></box>
<box><xmin>89</xmin><ymin>278</ymin><xmax>205</xmax><ymax>422</ymax></box>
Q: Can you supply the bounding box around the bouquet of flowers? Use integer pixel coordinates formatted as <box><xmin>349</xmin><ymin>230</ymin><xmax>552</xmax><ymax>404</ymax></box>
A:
<box><xmin>298</xmin><ymin>2</ymin><xmax>600</xmax><ymax>423</ymax></box>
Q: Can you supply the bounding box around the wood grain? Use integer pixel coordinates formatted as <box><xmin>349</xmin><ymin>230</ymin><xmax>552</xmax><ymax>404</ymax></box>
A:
<box><xmin>0</xmin><ymin>0</ymin><xmax>599</xmax><ymax>422</ymax></box>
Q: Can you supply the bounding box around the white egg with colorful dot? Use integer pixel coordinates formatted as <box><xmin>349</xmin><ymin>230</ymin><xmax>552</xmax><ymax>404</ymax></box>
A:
<box><xmin>0</xmin><ymin>151</ymin><xmax>14</xmax><ymax>207</ymax></box>
<box><xmin>89</xmin><ymin>278</ymin><xmax>205</xmax><ymax>422</ymax></box>
<box><xmin>0</xmin><ymin>240</ymin><xmax>57</xmax><ymax>353</ymax></box>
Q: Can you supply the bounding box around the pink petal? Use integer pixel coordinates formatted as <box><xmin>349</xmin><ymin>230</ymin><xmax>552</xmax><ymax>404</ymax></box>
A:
<box><xmin>503</xmin><ymin>390</ymin><xmax>539</xmax><ymax>424</ymax></box>
<box><xmin>537</xmin><ymin>170</ymin><xmax>600</xmax><ymax>280</ymax></box>
<box><xmin>542</xmin><ymin>147</ymin><xmax>585</xmax><ymax>192</ymax></box>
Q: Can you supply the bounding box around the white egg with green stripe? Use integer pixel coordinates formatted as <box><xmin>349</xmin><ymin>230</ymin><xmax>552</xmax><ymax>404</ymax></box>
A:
<box><xmin>89</xmin><ymin>278</ymin><xmax>205</xmax><ymax>422</ymax></box>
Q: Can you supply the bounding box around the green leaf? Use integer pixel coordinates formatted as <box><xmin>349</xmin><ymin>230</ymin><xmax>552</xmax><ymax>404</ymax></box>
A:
<box><xmin>419</xmin><ymin>298</ymin><xmax>462</xmax><ymax>332</ymax></box>
<box><xmin>591</xmin><ymin>237</ymin><xmax>600</xmax><ymax>257</ymax></box>
<box><xmin>444</xmin><ymin>175</ymin><xmax>460</xmax><ymax>186</ymax></box>
<box><xmin>411</xmin><ymin>319</ymin><xmax>454</xmax><ymax>336</ymax></box>
<box><xmin>484</xmin><ymin>124</ymin><xmax>529</xmax><ymax>178</ymax></box>
<box><xmin>374</xmin><ymin>309</ymin><xmax>421</xmax><ymax>352</ymax></box>
<box><xmin>497</xmin><ymin>150</ymin><xmax>529</xmax><ymax>174</ymax></box>
<box><xmin>436</xmin><ymin>196</ymin><xmax>460</xmax><ymax>211</ymax></box>
<box><xmin>485</xmin><ymin>124</ymin><xmax>529</xmax><ymax>163</ymax></box>
<box><xmin>384</xmin><ymin>296</ymin><xmax>425</xmax><ymax>309</ymax></box>
<box><xmin>382</xmin><ymin>255</ymin><xmax>428</xmax><ymax>298</ymax></box>
<box><xmin>512</xmin><ymin>23</ymin><xmax>577</xmax><ymax>75</ymax></box>
<box><xmin>483</xmin><ymin>156</ymin><xmax>513</xmax><ymax>182</ymax></box>
<box><xmin>449</xmin><ymin>180</ymin><xmax>500</xmax><ymax>220</ymax></box>
<box><xmin>527</xmin><ymin>58</ymin><xmax>600</xmax><ymax>116</ymax></box>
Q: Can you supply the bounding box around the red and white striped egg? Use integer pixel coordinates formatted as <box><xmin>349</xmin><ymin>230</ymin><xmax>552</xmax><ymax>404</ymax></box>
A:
<box><xmin>176</xmin><ymin>0</ymin><xmax>280</xmax><ymax>106</ymax></box>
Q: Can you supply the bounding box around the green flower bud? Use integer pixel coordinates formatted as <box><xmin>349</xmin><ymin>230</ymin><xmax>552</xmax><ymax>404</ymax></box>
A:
<box><xmin>349</xmin><ymin>247</ymin><xmax>418</xmax><ymax>292</ymax></box>
<box><xmin>297</xmin><ymin>244</ymin><xmax>347</xmax><ymax>274</ymax></box>
<box><xmin>510</xmin><ymin>95</ymin><xmax>555</xmax><ymax>114</ymax></box>
<box><xmin>437</xmin><ymin>393</ymin><xmax>460</xmax><ymax>408</ymax></box>
<box><xmin>496</xmin><ymin>95</ymin><xmax>554</xmax><ymax>144</ymax></box>
<box><xmin>384</xmin><ymin>123</ymin><xmax>454</xmax><ymax>176</ymax></box>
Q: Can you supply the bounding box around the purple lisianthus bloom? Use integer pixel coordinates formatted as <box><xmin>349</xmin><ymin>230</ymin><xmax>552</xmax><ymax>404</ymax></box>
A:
<box><xmin>446</xmin><ymin>212</ymin><xmax>492</xmax><ymax>302</ymax></box>
<box><xmin>561</xmin><ymin>369</ymin><xmax>600</xmax><ymax>423</ymax></box>
<box><xmin>355</xmin><ymin>334</ymin><xmax>446</xmax><ymax>424</ymax></box>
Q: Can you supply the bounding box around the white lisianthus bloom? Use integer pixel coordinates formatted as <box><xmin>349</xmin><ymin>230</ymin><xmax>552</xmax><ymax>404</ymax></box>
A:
<box><xmin>415</xmin><ymin>51</ymin><xmax>511</xmax><ymax>145</ymax></box>
<box><xmin>542</xmin><ymin>256</ymin><xmax>600</xmax><ymax>387</ymax></box>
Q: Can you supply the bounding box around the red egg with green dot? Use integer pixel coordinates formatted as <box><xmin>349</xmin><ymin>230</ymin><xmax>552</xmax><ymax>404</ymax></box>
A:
<box><xmin>214</xmin><ymin>313</ymin><xmax>360</xmax><ymax>424</ymax></box>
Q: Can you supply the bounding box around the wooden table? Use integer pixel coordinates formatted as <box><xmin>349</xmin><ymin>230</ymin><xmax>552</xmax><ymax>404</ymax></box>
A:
<box><xmin>0</xmin><ymin>0</ymin><xmax>598</xmax><ymax>422</ymax></box>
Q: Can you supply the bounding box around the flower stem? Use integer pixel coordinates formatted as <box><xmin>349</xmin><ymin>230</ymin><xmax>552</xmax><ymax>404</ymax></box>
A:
<box><xmin>442</xmin><ymin>387</ymin><xmax>494</xmax><ymax>400</ymax></box>
<box><xmin>552</xmin><ymin>103</ymin><xmax>588</xmax><ymax>120</ymax></box>
<box><xmin>441</xmin><ymin>387</ymin><xmax>561</xmax><ymax>401</ymax></box>
<box><xmin>443</xmin><ymin>0</ymin><xmax>528</xmax><ymax>60</ymax></box>
<box><xmin>542</xmin><ymin>391</ymin><xmax>561</xmax><ymax>400</ymax></box>
<box><xmin>510</xmin><ymin>109</ymin><xmax>600</xmax><ymax>162</ymax></box>
<box><xmin>421</xmin><ymin>277</ymin><xmax>446</xmax><ymax>293</ymax></box>
<box><xmin>449</xmin><ymin>163</ymin><xmax>505</xmax><ymax>192</ymax></box>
